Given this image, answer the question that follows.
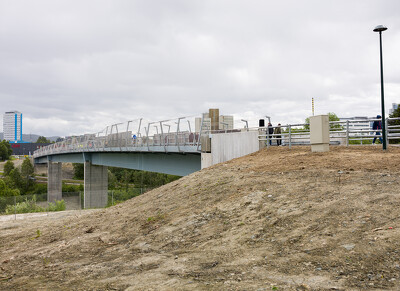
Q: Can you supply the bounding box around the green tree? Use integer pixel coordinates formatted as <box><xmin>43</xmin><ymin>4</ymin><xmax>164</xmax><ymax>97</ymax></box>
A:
<box><xmin>3</xmin><ymin>160</ymin><xmax>15</xmax><ymax>176</ymax></box>
<box><xmin>0</xmin><ymin>143</ymin><xmax>8</xmax><ymax>161</ymax></box>
<box><xmin>108</xmin><ymin>170</ymin><xmax>117</xmax><ymax>189</ymax></box>
<box><xmin>1</xmin><ymin>140</ymin><xmax>12</xmax><ymax>159</ymax></box>
<box><xmin>7</xmin><ymin>188</ymin><xmax>20</xmax><ymax>196</ymax></box>
<box><xmin>388</xmin><ymin>105</ymin><xmax>400</xmax><ymax>144</ymax></box>
<box><xmin>0</xmin><ymin>179</ymin><xmax>6</xmax><ymax>196</ymax></box>
<box><xmin>36</xmin><ymin>136</ymin><xmax>50</xmax><ymax>143</ymax></box>
<box><xmin>304</xmin><ymin>112</ymin><xmax>342</xmax><ymax>130</ymax></box>
<box><xmin>21</xmin><ymin>158</ymin><xmax>34</xmax><ymax>178</ymax></box>
<box><xmin>73</xmin><ymin>163</ymin><xmax>84</xmax><ymax>180</ymax></box>
<box><xmin>9</xmin><ymin>168</ymin><xmax>23</xmax><ymax>190</ymax></box>
<box><xmin>21</xmin><ymin>157</ymin><xmax>35</xmax><ymax>191</ymax></box>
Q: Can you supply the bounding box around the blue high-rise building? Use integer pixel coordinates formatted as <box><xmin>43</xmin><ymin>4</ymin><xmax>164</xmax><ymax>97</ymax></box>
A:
<box><xmin>3</xmin><ymin>111</ymin><xmax>22</xmax><ymax>142</ymax></box>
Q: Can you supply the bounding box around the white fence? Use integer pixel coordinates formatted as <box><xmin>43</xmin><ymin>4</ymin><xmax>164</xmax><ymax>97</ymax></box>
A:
<box><xmin>258</xmin><ymin>117</ymin><xmax>400</xmax><ymax>148</ymax></box>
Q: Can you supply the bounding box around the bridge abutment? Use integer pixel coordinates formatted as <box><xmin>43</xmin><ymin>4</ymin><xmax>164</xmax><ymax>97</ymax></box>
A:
<box><xmin>48</xmin><ymin>161</ymin><xmax>62</xmax><ymax>202</ymax></box>
<box><xmin>84</xmin><ymin>162</ymin><xmax>108</xmax><ymax>208</ymax></box>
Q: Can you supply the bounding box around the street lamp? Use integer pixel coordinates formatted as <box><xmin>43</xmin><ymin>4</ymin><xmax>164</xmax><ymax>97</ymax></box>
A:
<box><xmin>241</xmin><ymin>119</ymin><xmax>249</xmax><ymax>131</ymax></box>
<box><xmin>373</xmin><ymin>24</ymin><xmax>388</xmax><ymax>150</ymax></box>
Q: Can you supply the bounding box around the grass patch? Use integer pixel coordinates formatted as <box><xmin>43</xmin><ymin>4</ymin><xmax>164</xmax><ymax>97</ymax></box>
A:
<box><xmin>147</xmin><ymin>212</ymin><xmax>165</xmax><ymax>223</ymax></box>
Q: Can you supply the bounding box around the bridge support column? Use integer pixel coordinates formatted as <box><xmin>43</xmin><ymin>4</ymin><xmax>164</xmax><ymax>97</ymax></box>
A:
<box><xmin>84</xmin><ymin>162</ymin><xmax>108</xmax><ymax>208</ymax></box>
<box><xmin>48</xmin><ymin>161</ymin><xmax>62</xmax><ymax>202</ymax></box>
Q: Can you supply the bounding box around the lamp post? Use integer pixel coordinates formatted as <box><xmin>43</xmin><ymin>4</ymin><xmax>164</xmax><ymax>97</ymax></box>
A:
<box><xmin>241</xmin><ymin>119</ymin><xmax>249</xmax><ymax>131</ymax></box>
<box><xmin>373</xmin><ymin>25</ymin><xmax>388</xmax><ymax>150</ymax></box>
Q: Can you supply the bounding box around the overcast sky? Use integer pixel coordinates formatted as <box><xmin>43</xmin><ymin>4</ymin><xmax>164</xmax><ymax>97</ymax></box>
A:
<box><xmin>1</xmin><ymin>0</ymin><xmax>399</xmax><ymax>137</ymax></box>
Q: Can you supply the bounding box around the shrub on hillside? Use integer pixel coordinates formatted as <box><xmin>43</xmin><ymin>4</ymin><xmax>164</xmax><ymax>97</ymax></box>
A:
<box><xmin>5</xmin><ymin>195</ymin><xmax>66</xmax><ymax>214</ymax></box>
<box><xmin>5</xmin><ymin>196</ymin><xmax>43</xmax><ymax>214</ymax></box>
<box><xmin>47</xmin><ymin>200</ymin><xmax>66</xmax><ymax>212</ymax></box>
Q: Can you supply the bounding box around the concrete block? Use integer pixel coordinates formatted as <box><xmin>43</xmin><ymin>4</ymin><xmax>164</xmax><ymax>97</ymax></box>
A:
<box><xmin>201</xmin><ymin>153</ymin><xmax>213</xmax><ymax>169</ymax></box>
<box><xmin>311</xmin><ymin>143</ymin><xmax>330</xmax><ymax>152</ymax></box>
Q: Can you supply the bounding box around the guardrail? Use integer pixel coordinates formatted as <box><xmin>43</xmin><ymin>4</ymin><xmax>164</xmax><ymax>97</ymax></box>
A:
<box><xmin>33</xmin><ymin>116</ymin><xmax>400</xmax><ymax>158</ymax></box>
<box><xmin>257</xmin><ymin>117</ymin><xmax>400</xmax><ymax>148</ymax></box>
<box><xmin>33</xmin><ymin>116</ymin><xmax>203</xmax><ymax>158</ymax></box>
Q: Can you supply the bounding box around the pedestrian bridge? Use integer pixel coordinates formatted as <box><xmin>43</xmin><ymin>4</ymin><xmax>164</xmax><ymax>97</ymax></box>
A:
<box><xmin>33</xmin><ymin>116</ymin><xmax>260</xmax><ymax>208</ymax></box>
<box><xmin>34</xmin><ymin>115</ymin><xmax>399</xmax><ymax>209</ymax></box>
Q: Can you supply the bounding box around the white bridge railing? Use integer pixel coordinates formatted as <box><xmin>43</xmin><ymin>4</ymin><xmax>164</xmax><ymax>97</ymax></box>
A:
<box><xmin>33</xmin><ymin>116</ymin><xmax>400</xmax><ymax>158</ymax></box>
<box><xmin>33</xmin><ymin>116</ymin><xmax>203</xmax><ymax>158</ymax></box>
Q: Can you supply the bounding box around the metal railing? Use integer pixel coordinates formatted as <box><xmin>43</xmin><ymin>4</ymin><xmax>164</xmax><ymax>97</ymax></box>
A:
<box><xmin>33</xmin><ymin>116</ymin><xmax>400</xmax><ymax>158</ymax></box>
<box><xmin>257</xmin><ymin>117</ymin><xmax>400</xmax><ymax>148</ymax></box>
<box><xmin>34</xmin><ymin>116</ymin><xmax>203</xmax><ymax>158</ymax></box>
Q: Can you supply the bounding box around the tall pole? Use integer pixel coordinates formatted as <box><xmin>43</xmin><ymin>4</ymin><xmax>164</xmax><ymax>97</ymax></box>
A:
<box><xmin>312</xmin><ymin>98</ymin><xmax>315</xmax><ymax>116</ymax></box>
<box><xmin>374</xmin><ymin>25</ymin><xmax>388</xmax><ymax>150</ymax></box>
<box><xmin>379</xmin><ymin>31</ymin><xmax>386</xmax><ymax>150</ymax></box>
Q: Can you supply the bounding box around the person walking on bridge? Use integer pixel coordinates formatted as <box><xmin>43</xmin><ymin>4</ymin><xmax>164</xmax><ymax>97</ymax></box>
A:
<box><xmin>372</xmin><ymin>115</ymin><xmax>383</xmax><ymax>145</ymax></box>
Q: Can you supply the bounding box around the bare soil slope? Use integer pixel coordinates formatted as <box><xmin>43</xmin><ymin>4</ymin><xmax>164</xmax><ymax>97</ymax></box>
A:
<box><xmin>1</xmin><ymin>146</ymin><xmax>400</xmax><ymax>290</ymax></box>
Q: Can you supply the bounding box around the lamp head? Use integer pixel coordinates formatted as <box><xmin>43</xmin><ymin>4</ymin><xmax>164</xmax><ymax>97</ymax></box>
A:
<box><xmin>373</xmin><ymin>25</ymin><xmax>387</xmax><ymax>32</ymax></box>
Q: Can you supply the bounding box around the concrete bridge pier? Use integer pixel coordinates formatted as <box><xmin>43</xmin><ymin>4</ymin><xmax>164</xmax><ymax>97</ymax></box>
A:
<box><xmin>48</xmin><ymin>161</ymin><xmax>62</xmax><ymax>202</ymax></box>
<box><xmin>84</xmin><ymin>162</ymin><xmax>108</xmax><ymax>208</ymax></box>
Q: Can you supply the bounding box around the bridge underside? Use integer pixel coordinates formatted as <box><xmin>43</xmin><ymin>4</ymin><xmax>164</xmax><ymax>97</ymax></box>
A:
<box><xmin>35</xmin><ymin>152</ymin><xmax>201</xmax><ymax>177</ymax></box>
<box><xmin>37</xmin><ymin>152</ymin><xmax>201</xmax><ymax>208</ymax></box>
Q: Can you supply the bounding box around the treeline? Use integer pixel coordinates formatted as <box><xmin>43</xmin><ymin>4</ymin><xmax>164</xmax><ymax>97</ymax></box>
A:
<box><xmin>0</xmin><ymin>158</ymin><xmax>37</xmax><ymax>196</ymax></box>
<box><xmin>0</xmin><ymin>140</ymin><xmax>12</xmax><ymax>161</ymax></box>
<box><xmin>72</xmin><ymin>164</ymin><xmax>181</xmax><ymax>189</ymax></box>
<box><xmin>0</xmin><ymin>158</ymin><xmax>79</xmax><ymax>197</ymax></box>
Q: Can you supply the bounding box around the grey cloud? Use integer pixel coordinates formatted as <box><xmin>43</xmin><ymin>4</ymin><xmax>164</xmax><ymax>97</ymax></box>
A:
<box><xmin>0</xmin><ymin>0</ymin><xmax>399</xmax><ymax>136</ymax></box>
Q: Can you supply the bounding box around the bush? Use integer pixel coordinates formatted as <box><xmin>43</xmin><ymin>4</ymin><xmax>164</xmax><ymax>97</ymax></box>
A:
<box><xmin>5</xmin><ymin>196</ymin><xmax>43</xmax><ymax>214</ymax></box>
<box><xmin>47</xmin><ymin>200</ymin><xmax>66</xmax><ymax>212</ymax></box>
<box><xmin>5</xmin><ymin>195</ymin><xmax>66</xmax><ymax>214</ymax></box>
<box><xmin>0</xmin><ymin>196</ymin><xmax>14</xmax><ymax>213</ymax></box>
<box><xmin>62</xmin><ymin>183</ymin><xmax>82</xmax><ymax>192</ymax></box>
<box><xmin>107</xmin><ymin>188</ymin><xmax>149</xmax><ymax>207</ymax></box>
<box><xmin>31</xmin><ymin>183</ymin><xmax>47</xmax><ymax>194</ymax></box>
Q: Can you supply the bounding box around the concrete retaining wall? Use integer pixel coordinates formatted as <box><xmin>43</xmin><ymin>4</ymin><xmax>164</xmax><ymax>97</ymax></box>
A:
<box><xmin>201</xmin><ymin>131</ymin><xmax>259</xmax><ymax>168</ymax></box>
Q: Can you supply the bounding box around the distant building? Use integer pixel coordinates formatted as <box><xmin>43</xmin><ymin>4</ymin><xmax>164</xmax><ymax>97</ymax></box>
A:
<box><xmin>389</xmin><ymin>103</ymin><xmax>399</xmax><ymax>115</ymax></box>
<box><xmin>339</xmin><ymin>116</ymin><xmax>372</xmax><ymax>135</ymax></box>
<box><xmin>195</xmin><ymin>109</ymin><xmax>234</xmax><ymax>133</ymax></box>
<box><xmin>195</xmin><ymin>117</ymin><xmax>211</xmax><ymax>133</ymax></box>
<box><xmin>219</xmin><ymin>115</ymin><xmax>234</xmax><ymax>130</ymax></box>
<box><xmin>10</xmin><ymin>142</ymin><xmax>51</xmax><ymax>156</ymax></box>
<box><xmin>3</xmin><ymin>111</ymin><xmax>22</xmax><ymax>142</ymax></box>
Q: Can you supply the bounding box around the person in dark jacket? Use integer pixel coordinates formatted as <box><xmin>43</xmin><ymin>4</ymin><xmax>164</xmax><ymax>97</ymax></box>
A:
<box><xmin>267</xmin><ymin>122</ymin><xmax>273</xmax><ymax>145</ymax></box>
<box><xmin>372</xmin><ymin>115</ymin><xmax>383</xmax><ymax>144</ymax></box>
<box><xmin>274</xmin><ymin>123</ymin><xmax>282</xmax><ymax>146</ymax></box>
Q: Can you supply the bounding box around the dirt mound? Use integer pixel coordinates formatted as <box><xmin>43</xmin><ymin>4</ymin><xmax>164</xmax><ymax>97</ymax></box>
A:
<box><xmin>1</xmin><ymin>146</ymin><xmax>400</xmax><ymax>290</ymax></box>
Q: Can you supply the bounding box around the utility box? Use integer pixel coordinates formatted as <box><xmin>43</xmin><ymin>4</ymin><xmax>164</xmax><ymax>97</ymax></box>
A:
<box><xmin>310</xmin><ymin>115</ymin><xmax>330</xmax><ymax>152</ymax></box>
<box><xmin>201</xmin><ymin>136</ymin><xmax>211</xmax><ymax>153</ymax></box>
